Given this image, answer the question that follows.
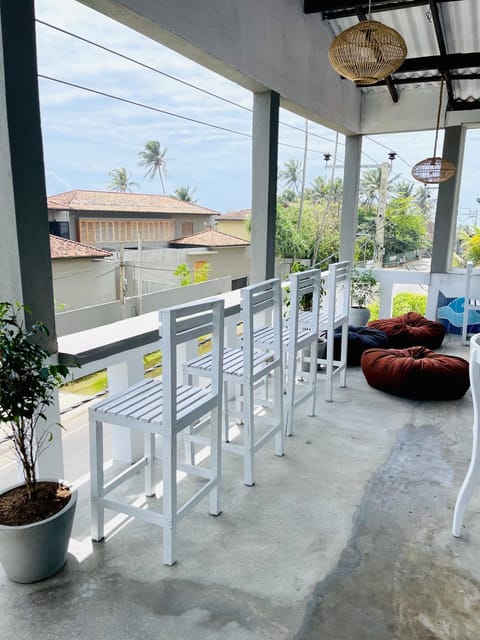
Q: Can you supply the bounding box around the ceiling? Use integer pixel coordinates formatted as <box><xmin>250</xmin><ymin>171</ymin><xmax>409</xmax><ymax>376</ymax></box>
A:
<box><xmin>304</xmin><ymin>0</ymin><xmax>480</xmax><ymax>111</ymax></box>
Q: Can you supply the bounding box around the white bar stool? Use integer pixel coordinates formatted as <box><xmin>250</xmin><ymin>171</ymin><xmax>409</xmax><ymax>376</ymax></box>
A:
<box><xmin>184</xmin><ymin>278</ymin><xmax>284</xmax><ymax>486</ymax></box>
<box><xmin>89</xmin><ymin>297</ymin><xmax>224</xmax><ymax>566</ymax></box>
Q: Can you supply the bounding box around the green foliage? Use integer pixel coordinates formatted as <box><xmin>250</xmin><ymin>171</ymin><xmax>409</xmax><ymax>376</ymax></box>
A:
<box><xmin>173</xmin><ymin>262</ymin><xmax>211</xmax><ymax>286</ymax></box>
<box><xmin>174</xmin><ymin>185</ymin><xmax>197</xmax><ymax>202</ymax></box>
<box><xmin>350</xmin><ymin>269</ymin><xmax>378</xmax><ymax>307</ymax></box>
<box><xmin>0</xmin><ymin>302</ymin><xmax>73</xmax><ymax>499</ymax></box>
<box><xmin>368</xmin><ymin>292</ymin><xmax>427</xmax><ymax>321</ymax></box>
<box><xmin>173</xmin><ymin>264</ymin><xmax>192</xmax><ymax>286</ymax></box>
<box><xmin>138</xmin><ymin>140</ymin><xmax>168</xmax><ymax>194</ymax></box>
<box><xmin>459</xmin><ymin>226</ymin><xmax>480</xmax><ymax>265</ymax></box>
<box><xmin>107</xmin><ymin>167</ymin><xmax>139</xmax><ymax>193</ymax></box>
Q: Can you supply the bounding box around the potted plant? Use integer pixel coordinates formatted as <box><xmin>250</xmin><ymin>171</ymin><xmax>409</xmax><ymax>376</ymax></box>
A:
<box><xmin>0</xmin><ymin>301</ymin><xmax>76</xmax><ymax>583</ymax></box>
<box><xmin>350</xmin><ymin>268</ymin><xmax>378</xmax><ymax>325</ymax></box>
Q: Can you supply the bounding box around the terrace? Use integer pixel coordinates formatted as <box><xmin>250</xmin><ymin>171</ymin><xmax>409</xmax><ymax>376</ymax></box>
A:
<box><xmin>2</xmin><ymin>0</ymin><xmax>480</xmax><ymax>636</ymax></box>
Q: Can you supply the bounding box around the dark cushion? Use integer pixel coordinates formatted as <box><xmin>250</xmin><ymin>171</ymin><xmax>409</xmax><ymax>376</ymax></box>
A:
<box><xmin>367</xmin><ymin>312</ymin><xmax>445</xmax><ymax>349</ymax></box>
<box><xmin>361</xmin><ymin>346</ymin><xmax>470</xmax><ymax>400</ymax></box>
<box><xmin>333</xmin><ymin>325</ymin><xmax>389</xmax><ymax>366</ymax></box>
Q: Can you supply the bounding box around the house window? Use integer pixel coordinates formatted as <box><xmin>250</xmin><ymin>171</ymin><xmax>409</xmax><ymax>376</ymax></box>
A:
<box><xmin>181</xmin><ymin>222</ymin><xmax>193</xmax><ymax>237</ymax></box>
<box><xmin>78</xmin><ymin>219</ymin><xmax>175</xmax><ymax>244</ymax></box>
<box><xmin>49</xmin><ymin>221</ymin><xmax>70</xmax><ymax>239</ymax></box>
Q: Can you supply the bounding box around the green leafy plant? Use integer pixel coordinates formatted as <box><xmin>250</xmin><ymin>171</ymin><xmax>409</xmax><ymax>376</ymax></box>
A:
<box><xmin>350</xmin><ymin>268</ymin><xmax>378</xmax><ymax>308</ymax></box>
<box><xmin>0</xmin><ymin>302</ymin><xmax>71</xmax><ymax>500</ymax></box>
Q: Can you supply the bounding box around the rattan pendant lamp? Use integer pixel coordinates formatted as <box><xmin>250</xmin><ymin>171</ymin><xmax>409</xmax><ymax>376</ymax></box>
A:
<box><xmin>411</xmin><ymin>77</ymin><xmax>456</xmax><ymax>184</ymax></box>
<box><xmin>328</xmin><ymin>1</ymin><xmax>407</xmax><ymax>85</ymax></box>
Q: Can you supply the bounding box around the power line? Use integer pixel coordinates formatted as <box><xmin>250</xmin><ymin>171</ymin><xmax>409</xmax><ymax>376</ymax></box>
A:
<box><xmin>36</xmin><ymin>19</ymin><xmax>342</xmax><ymax>147</ymax></box>
<box><xmin>38</xmin><ymin>74</ymin><xmax>338</xmax><ymax>157</ymax></box>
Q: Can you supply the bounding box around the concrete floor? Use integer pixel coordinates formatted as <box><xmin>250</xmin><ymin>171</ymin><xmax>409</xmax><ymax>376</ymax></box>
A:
<box><xmin>1</xmin><ymin>335</ymin><xmax>480</xmax><ymax>639</ymax></box>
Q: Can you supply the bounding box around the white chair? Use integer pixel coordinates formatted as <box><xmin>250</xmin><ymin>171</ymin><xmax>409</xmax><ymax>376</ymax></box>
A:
<box><xmin>462</xmin><ymin>261</ymin><xmax>480</xmax><ymax>345</ymax></box>
<box><xmin>317</xmin><ymin>260</ymin><xmax>352</xmax><ymax>402</ymax></box>
<box><xmin>184</xmin><ymin>278</ymin><xmax>284</xmax><ymax>486</ymax></box>
<box><xmin>89</xmin><ymin>297</ymin><xmax>224</xmax><ymax>566</ymax></box>
<box><xmin>254</xmin><ymin>268</ymin><xmax>322</xmax><ymax>437</ymax></box>
<box><xmin>453</xmin><ymin>333</ymin><xmax>480</xmax><ymax>537</ymax></box>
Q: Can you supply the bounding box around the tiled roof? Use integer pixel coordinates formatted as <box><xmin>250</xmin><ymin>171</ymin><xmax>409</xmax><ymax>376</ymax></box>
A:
<box><xmin>170</xmin><ymin>228</ymin><xmax>250</xmax><ymax>247</ymax></box>
<box><xmin>47</xmin><ymin>190</ymin><xmax>220</xmax><ymax>216</ymax></box>
<box><xmin>50</xmin><ymin>235</ymin><xmax>113</xmax><ymax>259</ymax></box>
<box><xmin>216</xmin><ymin>208</ymin><xmax>251</xmax><ymax>220</ymax></box>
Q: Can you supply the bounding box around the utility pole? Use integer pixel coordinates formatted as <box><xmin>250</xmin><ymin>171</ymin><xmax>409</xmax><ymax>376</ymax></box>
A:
<box><xmin>119</xmin><ymin>246</ymin><xmax>127</xmax><ymax>305</ymax></box>
<box><xmin>137</xmin><ymin>227</ymin><xmax>143</xmax><ymax>315</ymax></box>
<box><xmin>373</xmin><ymin>162</ymin><xmax>389</xmax><ymax>268</ymax></box>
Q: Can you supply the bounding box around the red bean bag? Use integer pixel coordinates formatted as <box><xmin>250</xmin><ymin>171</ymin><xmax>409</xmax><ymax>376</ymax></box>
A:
<box><xmin>367</xmin><ymin>312</ymin><xmax>445</xmax><ymax>349</ymax></box>
<box><xmin>361</xmin><ymin>346</ymin><xmax>470</xmax><ymax>400</ymax></box>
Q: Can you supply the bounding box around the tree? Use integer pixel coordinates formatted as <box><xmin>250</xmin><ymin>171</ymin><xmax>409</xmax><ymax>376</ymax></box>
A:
<box><xmin>359</xmin><ymin>167</ymin><xmax>400</xmax><ymax>209</ymax></box>
<box><xmin>107</xmin><ymin>167</ymin><xmax>139</xmax><ymax>193</ymax></box>
<box><xmin>393</xmin><ymin>179</ymin><xmax>414</xmax><ymax>199</ymax></box>
<box><xmin>174</xmin><ymin>185</ymin><xmax>197</xmax><ymax>202</ymax></box>
<box><xmin>138</xmin><ymin>140</ymin><xmax>168</xmax><ymax>194</ymax></box>
<box><xmin>279</xmin><ymin>159</ymin><xmax>303</xmax><ymax>197</ymax></box>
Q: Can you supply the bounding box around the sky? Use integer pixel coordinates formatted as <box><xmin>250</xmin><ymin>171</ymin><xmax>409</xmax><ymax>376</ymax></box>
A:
<box><xmin>34</xmin><ymin>0</ymin><xmax>480</xmax><ymax>217</ymax></box>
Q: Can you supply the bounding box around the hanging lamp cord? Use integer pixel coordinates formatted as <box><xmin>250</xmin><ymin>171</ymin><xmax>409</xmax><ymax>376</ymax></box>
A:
<box><xmin>432</xmin><ymin>76</ymin><xmax>445</xmax><ymax>158</ymax></box>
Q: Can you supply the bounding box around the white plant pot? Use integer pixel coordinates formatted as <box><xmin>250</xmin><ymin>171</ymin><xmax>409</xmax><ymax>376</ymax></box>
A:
<box><xmin>349</xmin><ymin>306</ymin><xmax>371</xmax><ymax>326</ymax></box>
<box><xmin>0</xmin><ymin>479</ymin><xmax>77</xmax><ymax>583</ymax></box>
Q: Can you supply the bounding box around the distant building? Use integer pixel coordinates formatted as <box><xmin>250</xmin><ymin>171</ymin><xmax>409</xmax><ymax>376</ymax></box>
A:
<box><xmin>47</xmin><ymin>190</ymin><xmax>220</xmax><ymax>250</ymax></box>
<box><xmin>215</xmin><ymin>209</ymin><xmax>251</xmax><ymax>241</ymax></box>
<box><xmin>169</xmin><ymin>227</ymin><xmax>250</xmax><ymax>290</ymax></box>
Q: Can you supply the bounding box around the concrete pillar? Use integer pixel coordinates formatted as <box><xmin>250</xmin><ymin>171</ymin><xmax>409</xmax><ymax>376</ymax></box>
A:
<box><xmin>430</xmin><ymin>125</ymin><xmax>465</xmax><ymax>274</ymax></box>
<box><xmin>340</xmin><ymin>135</ymin><xmax>363</xmax><ymax>263</ymax></box>
<box><xmin>0</xmin><ymin>1</ymin><xmax>62</xmax><ymax>477</ymax></box>
<box><xmin>250</xmin><ymin>91</ymin><xmax>279</xmax><ymax>283</ymax></box>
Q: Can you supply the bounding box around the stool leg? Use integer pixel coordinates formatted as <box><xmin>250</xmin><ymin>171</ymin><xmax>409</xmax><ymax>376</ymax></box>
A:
<box><xmin>209</xmin><ymin>403</ymin><xmax>222</xmax><ymax>516</ymax></box>
<box><xmin>308</xmin><ymin>340</ymin><xmax>317</xmax><ymax>417</ymax></box>
<box><xmin>243</xmin><ymin>382</ymin><xmax>255</xmax><ymax>486</ymax></box>
<box><xmin>89</xmin><ymin>416</ymin><xmax>104</xmax><ymax>541</ymax></box>
<box><xmin>453</xmin><ymin>424</ymin><xmax>480</xmax><ymax>536</ymax></box>
<box><xmin>273</xmin><ymin>363</ymin><xmax>284</xmax><ymax>456</ymax></box>
<box><xmin>145</xmin><ymin>432</ymin><xmax>155</xmax><ymax>497</ymax></box>
<box><xmin>162</xmin><ymin>431</ymin><xmax>177</xmax><ymax>566</ymax></box>
<box><xmin>340</xmin><ymin>324</ymin><xmax>348</xmax><ymax>388</ymax></box>
<box><xmin>285</xmin><ymin>350</ymin><xmax>296</xmax><ymax>437</ymax></box>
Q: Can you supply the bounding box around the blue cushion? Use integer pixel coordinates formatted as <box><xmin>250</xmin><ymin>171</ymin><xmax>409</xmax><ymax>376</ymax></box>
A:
<box><xmin>333</xmin><ymin>325</ymin><xmax>389</xmax><ymax>366</ymax></box>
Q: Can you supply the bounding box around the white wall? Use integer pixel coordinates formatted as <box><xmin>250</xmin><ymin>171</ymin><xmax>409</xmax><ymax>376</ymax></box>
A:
<box><xmin>52</xmin><ymin>258</ymin><xmax>119</xmax><ymax>311</ymax></box>
<box><xmin>124</xmin><ymin>246</ymin><xmax>250</xmax><ymax>293</ymax></box>
<box><xmin>55</xmin><ymin>276</ymin><xmax>232</xmax><ymax>335</ymax></box>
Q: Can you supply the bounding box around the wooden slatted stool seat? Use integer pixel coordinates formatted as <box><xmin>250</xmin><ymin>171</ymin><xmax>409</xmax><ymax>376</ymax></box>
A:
<box><xmin>89</xmin><ymin>298</ymin><xmax>224</xmax><ymax>566</ymax></box>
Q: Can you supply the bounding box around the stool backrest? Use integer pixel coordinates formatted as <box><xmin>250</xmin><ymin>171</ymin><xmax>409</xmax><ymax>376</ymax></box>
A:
<box><xmin>287</xmin><ymin>268</ymin><xmax>322</xmax><ymax>343</ymax></box>
<box><xmin>160</xmin><ymin>297</ymin><xmax>224</xmax><ymax>424</ymax></box>
<box><xmin>240</xmin><ymin>278</ymin><xmax>283</xmax><ymax>375</ymax></box>
<box><xmin>320</xmin><ymin>260</ymin><xmax>351</xmax><ymax>328</ymax></box>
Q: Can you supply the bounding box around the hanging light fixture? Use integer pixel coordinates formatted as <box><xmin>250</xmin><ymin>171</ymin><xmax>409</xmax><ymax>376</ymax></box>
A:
<box><xmin>328</xmin><ymin>1</ymin><xmax>407</xmax><ymax>86</ymax></box>
<box><xmin>411</xmin><ymin>77</ymin><xmax>456</xmax><ymax>184</ymax></box>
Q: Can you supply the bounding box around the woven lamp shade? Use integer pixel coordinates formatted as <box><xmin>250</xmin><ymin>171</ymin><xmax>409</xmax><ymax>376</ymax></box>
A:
<box><xmin>328</xmin><ymin>20</ymin><xmax>407</xmax><ymax>85</ymax></box>
<box><xmin>411</xmin><ymin>157</ymin><xmax>456</xmax><ymax>184</ymax></box>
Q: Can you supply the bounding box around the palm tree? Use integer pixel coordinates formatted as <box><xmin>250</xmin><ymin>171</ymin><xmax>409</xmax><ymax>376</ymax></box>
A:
<box><xmin>359</xmin><ymin>167</ymin><xmax>400</xmax><ymax>209</ymax></box>
<box><xmin>138</xmin><ymin>140</ymin><xmax>168</xmax><ymax>194</ymax></box>
<box><xmin>279</xmin><ymin>159</ymin><xmax>303</xmax><ymax>197</ymax></box>
<box><xmin>107</xmin><ymin>167</ymin><xmax>139</xmax><ymax>193</ymax></box>
<box><xmin>414</xmin><ymin>184</ymin><xmax>432</xmax><ymax>215</ymax></box>
<box><xmin>174</xmin><ymin>185</ymin><xmax>197</xmax><ymax>202</ymax></box>
<box><xmin>393</xmin><ymin>179</ymin><xmax>414</xmax><ymax>199</ymax></box>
